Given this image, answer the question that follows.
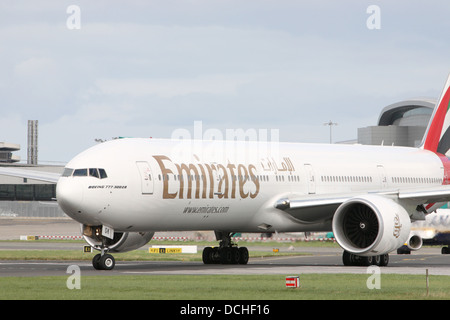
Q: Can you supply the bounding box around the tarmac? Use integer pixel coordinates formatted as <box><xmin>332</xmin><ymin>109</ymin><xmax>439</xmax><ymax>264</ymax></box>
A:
<box><xmin>0</xmin><ymin>218</ymin><xmax>80</xmax><ymax>240</ymax></box>
<box><xmin>0</xmin><ymin>217</ymin><xmax>211</xmax><ymax>241</ymax></box>
<box><xmin>2</xmin><ymin>218</ymin><xmax>450</xmax><ymax>278</ymax></box>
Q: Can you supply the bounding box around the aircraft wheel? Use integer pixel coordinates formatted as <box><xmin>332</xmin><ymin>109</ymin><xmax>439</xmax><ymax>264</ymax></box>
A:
<box><xmin>92</xmin><ymin>253</ymin><xmax>102</xmax><ymax>270</ymax></box>
<box><xmin>238</xmin><ymin>247</ymin><xmax>249</xmax><ymax>265</ymax></box>
<box><xmin>379</xmin><ymin>254</ymin><xmax>389</xmax><ymax>266</ymax></box>
<box><xmin>99</xmin><ymin>254</ymin><xmax>115</xmax><ymax>270</ymax></box>
<box><xmin>372</xmin><ymin>255</ymin><xmax>381</xmax><ymax>266</ymax></box>
<box><xmin>397</xmin><ymin>246</ymin><xmax>411</xmax><ymax>254</ymax></box>
<box><xmin>230</xmin><ymin>247</ymin><xmax>240</xmax><ymax>264</ymax></box>
<box><xmin>342</xmin><ymin>251</ymin><xmax>389</xmax><ymax>267</ymax></box>
<box><xmin>220</xmin><ymin>247</ymin><xmax>232</xmax><ymax>264</ymax></box>
<box><xmin>342</xmin><ymin>251</ymin><xmax>353</xmax><ymax>266</ymax></box>
<box><xmin>202</xmin><ymin>247</ymin><xmax>213</xmax><ymax>264</ymax></box>
<box><xmin>362</xmin><ymin>256</ymin><xmax>374</xmax><ymax>266</ymax></box>
<box><xmin>202</xmin><ymin>246</ymin><xmax>249</xmax><ymax>265</ymax></box>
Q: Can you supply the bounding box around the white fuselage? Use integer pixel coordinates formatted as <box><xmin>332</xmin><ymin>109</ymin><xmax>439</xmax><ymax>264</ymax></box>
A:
<box><xmin>56</xmin><ymin>138</ymin><xmax>445</xmax><ymax>233</ymax></box>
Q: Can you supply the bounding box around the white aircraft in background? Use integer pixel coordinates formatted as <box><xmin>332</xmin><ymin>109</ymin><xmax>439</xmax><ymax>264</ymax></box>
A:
<box><xmin>1</xmin><ymin>74</ymin><xmax>450</xmax><ymax>271</ymax></box>
<box><xmin>398</xmin><ymin>208</ymin><xmax>450</xmax><ymax>254</ymax></box>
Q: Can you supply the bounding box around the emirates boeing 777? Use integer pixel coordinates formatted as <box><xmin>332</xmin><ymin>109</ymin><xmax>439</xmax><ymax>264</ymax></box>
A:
<box><xmin>2</xmin><ymin>74</ymin><xmax>450</xmax><ymax>270</ymax></box>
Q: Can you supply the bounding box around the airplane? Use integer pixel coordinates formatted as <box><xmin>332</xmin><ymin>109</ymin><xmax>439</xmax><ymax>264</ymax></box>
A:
<box><xmin>397</xmin><ymin>208</ymin><xmax>450</xmax><ymax>254</ymax></box>
<box><xmin>1</xmin><ymin>74</ymin><xmax>450</xmax><ymax>270</ymax></box>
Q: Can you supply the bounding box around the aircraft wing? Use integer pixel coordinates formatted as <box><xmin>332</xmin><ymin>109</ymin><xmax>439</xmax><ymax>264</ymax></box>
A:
<box><xmin>398</xmin><ymin>186</ymin><xmax>450</xmax><ymax>204</ymax></box>
<box><xmin>0</xmin><ymin>167</ymin><xmax>61</xmax><ymax>184</ymax></box>
<box><xmin>274</xmin><ymin>194</ymin><xmax>352</xmax><ymax>222</ymax></box>
<box><xmin>275</xmin><ymin>196</ymin><xmax>349</xmax><ymax>212</ymax></box>
<box><xmin>275</xmin><ymin>186</ymin><xmax>450</xmax><ymax>222</ymax></box>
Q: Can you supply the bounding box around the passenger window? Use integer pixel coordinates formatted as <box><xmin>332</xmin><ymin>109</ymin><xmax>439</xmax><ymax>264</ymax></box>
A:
<box><xmin>89</xmin><ymin>168</ymin><xmax>99</xmax><ymax>178</ymax></box>
<box><xmin>98</xmin><ymin>169</ymin><xmax>108</xmax><ymax>179</ymax></box>
<box><xmin>73</xmin><ymin>169</ymin><xmax>88</xmax><ymax>177</ymax></box>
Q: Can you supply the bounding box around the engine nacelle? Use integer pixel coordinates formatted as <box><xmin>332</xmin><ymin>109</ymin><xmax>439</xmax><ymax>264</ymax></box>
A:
<box><xmin>332</xmin><ymin>194</ymin><xmax>411</xmax><ymax>256</ymax></box>
<box><xmin>406</xmin><ymin>234</ymin><xmax>423</xmax><ymax>251</ymax></box>
<box><xmin>82</xmin><ymin>225</ymin><xmax>154</xmax><ymax>253</ymax></box>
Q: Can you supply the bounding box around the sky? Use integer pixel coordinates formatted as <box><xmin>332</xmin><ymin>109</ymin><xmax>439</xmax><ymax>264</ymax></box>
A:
<box><xmin>0</xmin><ymin>0</ymin><xmax>449</xmax><ymax>164</ymax></box>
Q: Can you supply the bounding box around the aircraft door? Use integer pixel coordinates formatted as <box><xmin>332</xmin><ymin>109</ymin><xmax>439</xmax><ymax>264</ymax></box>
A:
<box><xmin>304</xmin><ymin>164</ymin><xmax>316</xmax><ymax>194</ymax></box>
<box><xmin>136</xmin><ymin>161</ymin><xmax>154</xmax><ymax>194</ymax></box>
<box><xmin>377</xmin><ymin>165</ymin><xmax>387</xmax><ymax>189</ymax></box>
<box><xmin>212</xmin><ymin>168</ymin><xmax>221</xmax><ymax>197</ymax></box>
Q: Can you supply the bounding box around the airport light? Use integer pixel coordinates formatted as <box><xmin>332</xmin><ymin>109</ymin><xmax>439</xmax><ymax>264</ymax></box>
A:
<box><xmin>323</xmin><ymin>120</ymin><xmax>338</xmax><ymax>144</ymax></box>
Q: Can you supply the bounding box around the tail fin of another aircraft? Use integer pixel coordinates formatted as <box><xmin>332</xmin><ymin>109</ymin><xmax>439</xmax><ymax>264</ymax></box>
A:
<box><xmin>421</xmin><ymin>73</ymin><xmax>450</xmax><ymax>154</ymax></box>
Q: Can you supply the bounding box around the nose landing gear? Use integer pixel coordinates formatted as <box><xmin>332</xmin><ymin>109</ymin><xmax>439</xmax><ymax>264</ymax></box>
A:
<box><xmin>92</xmin><ymin>252</ymin><xmax>116</xmax><ymax>270</ymax></box>
<box><xmin>89</xmin><ymin>231</ymin><xmax>116</xmax><ymax>270</ymax></box>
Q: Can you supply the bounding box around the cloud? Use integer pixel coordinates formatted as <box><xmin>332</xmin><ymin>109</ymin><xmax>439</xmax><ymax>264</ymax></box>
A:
<box><xmin>1</xmin><ymin>1</ymin><xmax>450</xmax><ymax>163</ymax></box>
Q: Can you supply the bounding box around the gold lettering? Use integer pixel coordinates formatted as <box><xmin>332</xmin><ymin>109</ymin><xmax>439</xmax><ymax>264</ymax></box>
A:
<box><xmin>237</xmin><ymin>164</ymin><xmax>249</xmax><ymax>198</ymax></box>
<box><xmin>216</xmin><ymin>164</ymin><xmax>229</xmax><ymax>199</ymax></box>
<box><xmin>176</xmin><ymin>163</ymin><xmax>200</xmax><ymax>199</ymax></box>
<box><xmin>204</xmin><ymin>163</ymin><xmax>216</xmax><ymax>199</ymax></box>
<box><xmin>196</xmin><ymin>163</ymin><xmax>208</xmax><ymax>199</ymax></box>
<box><xmin>153</xmin><ymin>155</ymin><xmax>261</xmax><ymax>200</ymax></box>
<box><xmin>248</xmin><ymin>164</ymin><xmax>260</xmax><ymax>198</ymax></box>
<box><xmin>153</xmin><ymin>155</ymin><xmax>177</xmax><ymax>199</ymax></box>
<box><xmin>227</xmin><ymin>163</ymin><xmax>237</xmax><ymax>199</ymax></box>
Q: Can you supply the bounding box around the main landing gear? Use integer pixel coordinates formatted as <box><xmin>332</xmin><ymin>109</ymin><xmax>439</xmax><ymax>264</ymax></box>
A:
<box><xmin>202</xmin><ymin>232</ymin><xmax>249</xmax><ymax>265</ymax></box>
<box><xmin>342</xmin><ymin>251</ymin><xmax>389</xmax><ymax>267</ymax></box>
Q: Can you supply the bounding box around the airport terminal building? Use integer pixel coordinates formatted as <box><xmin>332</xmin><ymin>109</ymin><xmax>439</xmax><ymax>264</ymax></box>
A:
<box><xmin>357</xmin><ymin>99</ymin><xmax>435</xmax><ymax>147</ymax></box>
<box><xmin>0</xmin><ymin>142</ymin><xmax>20</xmax><ymax>163</ymax></box>
<box><xmin>0</xmin><ymin>163</ymin><xmax>64</xmax><ymax>218</ymax></box>
<box><xmin>0</xmin><ymin>98</ymin><xmax>437</xmax><ymax>218</ymax></box>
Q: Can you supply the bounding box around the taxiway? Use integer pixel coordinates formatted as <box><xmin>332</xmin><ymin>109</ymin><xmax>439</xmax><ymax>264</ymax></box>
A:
<box><xmin>1</xmin><ymin>219</ymin><xmax>449</xmax><ymax>277</ymax></box>
<box><xmin>0</xmin><ymin>245</ymin><xmax>449</xmax><ymax>277</ymax></box>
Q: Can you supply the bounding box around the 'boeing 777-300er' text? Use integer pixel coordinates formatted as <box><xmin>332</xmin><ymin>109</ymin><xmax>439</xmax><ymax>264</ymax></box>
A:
<box><xmin>2</xmin><ymin>74</ymin><xmax>450</xmax><ymax>270</ymax></box>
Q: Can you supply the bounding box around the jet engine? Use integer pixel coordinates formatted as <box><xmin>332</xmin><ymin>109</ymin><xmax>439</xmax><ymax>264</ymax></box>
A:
<box><xmin>82</xmin><ymin>225</ymin><xmax>154</xmax><ymax>253</ymax></box>
<box><xmin>332</xmin><ymin>194</ymin><xmax>411</xmax><ymax>256</ymax></box>
<box><xmin>397</xmin><ymin>234</ymin><xmax>423</xmax><ymax>254</ymax></box>
<box><xmin>406</xmin><ymin>234</ymin><xmax>423</xmax><ymax>251</ymax></box>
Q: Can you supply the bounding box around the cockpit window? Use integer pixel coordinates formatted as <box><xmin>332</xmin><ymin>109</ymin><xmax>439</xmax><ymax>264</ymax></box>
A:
<box><xmin>62</xmin><ymin>168</ymin><xmax>74</xmax><ymax>177</ymax></box>
<box><xmin>73</xmin><ymin>168</ymin><xmax>88</xmax><ymax>177</ymax></box>
<box><xmin>68</xmin><ymin>168</ymin><xmax>108</xmax><ymax>179</ymax></box>
<box><xmin>89</xmin><ymin>168</ymin><xmax>99</xmax><ymax>178</ymax></box>
<box><xmin>98</xmin><ymin>168</ymin><xmax>108</xmax><ymax>179</ymax></box>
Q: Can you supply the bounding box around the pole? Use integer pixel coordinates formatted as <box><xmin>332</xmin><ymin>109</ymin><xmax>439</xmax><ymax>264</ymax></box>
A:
<box><xmin>323</xmin><ymin>120</ymin><xmax>338</xmax><ymax>144</ymax></box>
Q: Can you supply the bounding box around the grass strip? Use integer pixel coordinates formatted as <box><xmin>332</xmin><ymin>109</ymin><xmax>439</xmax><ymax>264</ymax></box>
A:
<box><xmin>1</xmin><ymin>274</ymin><xmax>449</xmax><ymax>300</ymax></box>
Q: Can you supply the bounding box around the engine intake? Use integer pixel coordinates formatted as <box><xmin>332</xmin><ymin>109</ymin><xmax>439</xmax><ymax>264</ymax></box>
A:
<box><xmin>332</xmin><ymin>195</ymin><xmax>411</xmax><ymax>256</ymax></box>
<box><xmin>406</xmin><ymin>234</ymin><xmax>423</xmax><ymax>251</ymax></box>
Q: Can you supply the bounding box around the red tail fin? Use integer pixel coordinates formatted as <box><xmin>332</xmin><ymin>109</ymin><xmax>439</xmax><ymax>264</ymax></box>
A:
<box><xmin>422</xmin><ymin>74</ymin><xmax>450</xmax><ymax>154</ymax></box>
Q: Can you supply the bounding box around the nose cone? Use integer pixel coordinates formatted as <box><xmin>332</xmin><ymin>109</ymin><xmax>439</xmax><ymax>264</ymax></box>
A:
<box><xmin>56</xmin><ymin>178</ymin><xmax>83</xmax><ymax>221</ymax></box>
